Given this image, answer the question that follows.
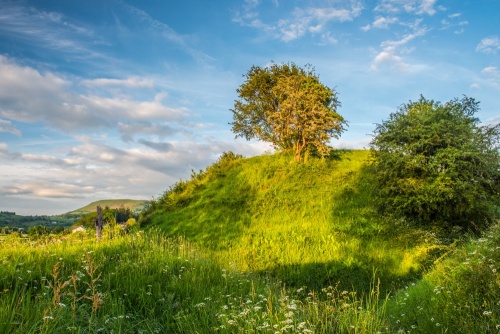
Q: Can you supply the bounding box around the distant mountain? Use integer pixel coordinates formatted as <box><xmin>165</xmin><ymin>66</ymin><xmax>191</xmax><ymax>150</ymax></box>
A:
<box><xmin>69</xmin><ymin>199</ymin><xmax>149</xmax><ymax>215</ymax></box>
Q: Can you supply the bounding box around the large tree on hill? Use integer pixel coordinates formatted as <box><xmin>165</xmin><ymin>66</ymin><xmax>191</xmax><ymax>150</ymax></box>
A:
<box><xmin>231</xmin><ymin>63</ymin><xmax>347</xmax><ymax>161</ymax></box>
<box><xmin>371</xmin><ymin>95</ymin><xmax>500</xmax><ymax>230</ymax></box>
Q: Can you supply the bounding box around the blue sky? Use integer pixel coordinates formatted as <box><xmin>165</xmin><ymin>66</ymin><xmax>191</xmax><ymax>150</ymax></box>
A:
<box><xmin>1</xmin><ymin>0</ymin><xmax>499</xmax><ymax>215</ymax></box>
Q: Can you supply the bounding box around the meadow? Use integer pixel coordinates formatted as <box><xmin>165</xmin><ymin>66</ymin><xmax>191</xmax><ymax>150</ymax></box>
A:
<box><xmin>1</xmin><ymin>150</ymin><xmax>498</xmax><ymax>333</ymax></box>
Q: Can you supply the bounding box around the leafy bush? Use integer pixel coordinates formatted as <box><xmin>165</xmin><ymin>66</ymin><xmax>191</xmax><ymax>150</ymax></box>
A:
<box><xmin>371</xmin><ymin>95</ymin><xmax>500</xmax><ymax>230</ymax></box>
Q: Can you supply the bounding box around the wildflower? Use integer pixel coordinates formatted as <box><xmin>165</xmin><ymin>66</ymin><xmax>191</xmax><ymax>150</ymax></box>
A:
<box><xmin>227</xmin><ymin>319</ymin><xmax>237</xmax><ymax>325</ymax></box>
<box><xmin>58</xmin><ymin>302</ymin><xmax>67</xmax><ymax>308</ymax></box>
<box><xmin>483</xmin><ymin>311</ymin><xmax>492</xmax><ymax>316</ymax></box>
<box><xmin>195</xmin><ymin>303</ymin><xmax>206</xmax><ymax>308</ymax></box>
<box><xmin>43</xmin><ymin>315</ymin><xmax>54</xmax><ymax>320</ymax></box>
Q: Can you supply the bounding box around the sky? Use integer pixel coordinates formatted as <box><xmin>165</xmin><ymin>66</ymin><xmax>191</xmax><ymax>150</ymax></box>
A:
<box><xmin>0</xmin><ymin>0</ymin><xmax>499</xmax><ymax>215</ymax></box>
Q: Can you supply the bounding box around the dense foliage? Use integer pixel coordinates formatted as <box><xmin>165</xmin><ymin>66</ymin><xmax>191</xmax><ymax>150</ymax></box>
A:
<box><xmin>371</xmin><ymin>95</ymin><xmax>500</xmax><ymax>230</ymax></box>
<box><xmin>0</xmin><ymin>211</ymin><xmax>78</xmax><ymax>231</ymax></box>
<box><xmin>74</xmin><ymin>206</ymin><xmax>137</xmax><ymax>229</ymax></box>
<box><xmin>231</xmin><ymin>63</ymin><xmax>346</xmax><ymax>161</ymax></box>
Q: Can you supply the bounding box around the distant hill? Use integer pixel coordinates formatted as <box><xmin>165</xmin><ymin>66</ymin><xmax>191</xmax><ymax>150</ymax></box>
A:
<box><xmin>69</xmin><ymin>199</ymin><xmax>149</xmax><ymax>215</ymax></box>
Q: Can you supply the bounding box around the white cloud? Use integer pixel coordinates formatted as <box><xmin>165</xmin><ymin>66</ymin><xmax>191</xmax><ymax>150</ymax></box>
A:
<box><xmin>0</xmin><ymin>119</ymin><xmax>21</xmax><ymax>136</ymax></box>
<box><xmin>480</xmin><ymin>66</ymin><xmax>500</xmax><ymax>90</ymax></box>
<box><xmin>81</xmin><ymin>77</ymin><xmax>154</xmax><ymax>88</ymax></box>
<box><xmin>371</xmin><ymin>21</ymin><xmax>427</xmax><ymax>72</ymax></box>
<box><xmin>234</xmin><ymin>0</ymin><xmax>364</xmax><ymax>42</ymax></box>
<box><xmin>0</xmin><ymin>56</ymin><xmax>188</xmax><ymax>132</ymax></box>
<box><xmin>117</xmin><ymin>121</ymin><xmax>180</xmax><ymax>142</ymax></box>
<box><xmin>440</xmin><ymin>12</ymin><xmax>468</xmax><ymax>33</ymax></box>
<box><xmin>319</xmin><ymin>32</ymin><xmax>338</xmax><ymax>45</ymax></box>
<box><xmin>0</xmin><ymin>4</ymin><xmax>105</xmax><ymax>61</ymax></box>
<box><xmin>371</xmin><ymin>51</ymin><xmax>408</xmax><ymax>71</ymax></box>
<box><xmin>375</xmin><ymin>0</ymin><xmax>438</xmax><ymax>15</ymax></box>
<box><xmin>363</xmin><ymin>16</ymin><xmax>398</xmax><ymax>30</ymax></box>
<box><xmin>482</xmin><ymin>66</ymin><xmax>499</xmax><ymax>76</ymax></box>
<box><xmin>476</xmin><ymin>36</ymin><xmax>500</xmax><ymax>54</ymax></box>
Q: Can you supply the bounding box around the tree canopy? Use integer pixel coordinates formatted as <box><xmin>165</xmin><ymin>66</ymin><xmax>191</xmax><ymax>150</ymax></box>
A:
<box><xmin>231</xmin><ymin>63</ymin><xmax>346</xmax><ymax>161</ymax></box>
<box><xmin>371</xmin><ymin>95</ymin><xmax>500</xmax><ymax>230</ymax></box>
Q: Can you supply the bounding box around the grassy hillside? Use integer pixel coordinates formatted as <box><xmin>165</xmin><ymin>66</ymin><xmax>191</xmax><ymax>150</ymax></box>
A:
<box><xmin>69</xmin><ymin>199</ymin><xmax>148</xmax><ymax>215</ymax></box>
<box><xmin>1</xmin><ymin>150</ymin><xmax>498</xmax><ymax>333</ymax></box>
<box><xmin>142</xmin><ymin>150</ymin><xmax>445</xmax><ymax>293</ymax></box>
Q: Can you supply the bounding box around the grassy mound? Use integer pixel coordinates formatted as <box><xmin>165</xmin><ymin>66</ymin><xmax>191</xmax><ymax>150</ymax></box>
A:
<box><xmin>142</xmin><ymin>151</ymin><xmax>444</xmax><ymax>293</ymax></box>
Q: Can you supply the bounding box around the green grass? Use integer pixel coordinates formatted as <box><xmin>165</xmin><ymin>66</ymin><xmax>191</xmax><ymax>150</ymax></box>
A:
<box><xmin>2</xmin><ymin>150</ymin><xmax>498</xmax><ymax>333</ymax></box>
<box><xmin>386</xmin><ymin>223</ymin><xmax>500</xmax><ymax>333</ymax></box>
<box><xmin>143</xmin><ymin>150</ymin><xmax>443</xmax><ymax>294</ymax></box>
<box><xmin>0</xmin><ymin>230</ymin><xmax>387</xmax><ymax>333</ymax></box>
<box><xmin>2</xmin><ymin>223</ymin><xmax>499</xmax><ymax>333</ymax></box>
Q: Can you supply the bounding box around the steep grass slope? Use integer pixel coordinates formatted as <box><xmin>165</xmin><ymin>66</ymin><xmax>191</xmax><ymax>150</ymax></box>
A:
<box><xmin>142</xmin><ymin>151</ymin><xmax>444</xmax><ymax>293</ymax></box>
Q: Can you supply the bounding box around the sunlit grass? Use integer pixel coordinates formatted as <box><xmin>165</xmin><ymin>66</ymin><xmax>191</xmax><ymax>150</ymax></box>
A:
<box><xmin>146</xmin><ymin>150</ymin><xmax>441</xmax><ymax>294</ymax></box>
<box><xmin>0</xmin><ymin>230</ymin><xmax>387</xmax><ymax>333</ymax></box>
<box><xmin>2</xmin><ymin>216</ymin><xmax>499</xmax><ymax>333</ymax></box>
<box><xmin>387</xmin><ymin>223</ymin><xmax>500</xmax><ymax>333</ymax></box>
<box><xmin>3</xmin><ymin>150</ymin><xmax>497</xmax><ymax>333</ymax></box>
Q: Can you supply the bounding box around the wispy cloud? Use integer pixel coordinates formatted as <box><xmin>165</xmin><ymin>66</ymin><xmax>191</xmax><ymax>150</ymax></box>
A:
<box><xmin>81</xmin><ymin>77</ymin><xmax>154</xmax><ymax>88</ymax></box>
<box><xmin>476</xmin><ymin>36</ymin><xmax>500</xmax><ymax>54</ymax></box>
<box><xmin>118</xmin><ymin>122</ymin><xmax>180</xmax><ymax>142</ymax></box>
<box><xmin>0</xmin><ymin>119</ymin><xmax>21</xmax><ymax>136</ymax></box>
<box><xmin>440</xmin><ymin>13</ymin><xmax>468</xmax><ymax>34</ymax></box>
<box><xmin>0</xmin><ymin>4</ymin><xmax>105</xmax><ymax>60</ymax></box>
<box><xmin>233</xmin><ymin>0</ymin><xmax>364</xmax><ymax>42</ymax></box>
<box><xmin>361</xmin><ymin>16</ymin><xmax>398</xmax><ymax>31</ymax></box>
<box><xmin>120</xmin><ymin>2</ymin><xmax>215</xmax><ymax>65</ymax></box>
<box><xmin>481</xmin><ymin>66</ymin><xmax>500</xmax><ymax>90</ymax></box>
<box><xmin>370</xmin><ymin>19</ymin><xmax>428</xmax><ymax>71</ymax></box>
<box><xmin>375</xmin><ymin>0</ymin><xmax>439</xmax><ymax>15</ymax></box>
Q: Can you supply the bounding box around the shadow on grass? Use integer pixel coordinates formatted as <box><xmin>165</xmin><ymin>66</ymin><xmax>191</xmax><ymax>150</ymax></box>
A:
<box><xmin>152</xmin><ymin>164</ymin><xmax>257</xmax><ymax>250</ymax></box>
<box><xmin>255</xmin><ymin>255</ymin><xmax>421</xmax><ymax>296</ymax></box>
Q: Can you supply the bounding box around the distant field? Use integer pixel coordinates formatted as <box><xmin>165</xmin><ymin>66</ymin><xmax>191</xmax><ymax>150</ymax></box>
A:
<box><xmin>69</xmin><ymin>199</ymin><xmax>149</xmax><ymax>214</ymax></box>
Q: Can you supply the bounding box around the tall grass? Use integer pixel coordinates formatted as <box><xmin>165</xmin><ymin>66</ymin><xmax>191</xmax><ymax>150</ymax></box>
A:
<box><xmin>387</xmin><ymin>223</ymin><xmax>500</xmax><ymax>333</ymax></box>
<box><xmin>3</xmin><ymin>223</ymin><xmax>498</xmax><ymax>333</ymax></box>
<box><xmin>0</xmin><ymin>230</ymin><xmax>387</xmax><ymax>333</ymax></box>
